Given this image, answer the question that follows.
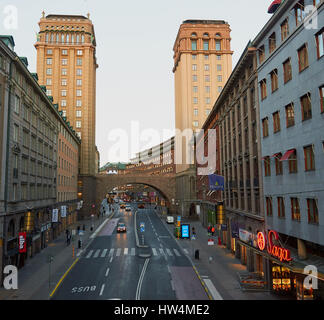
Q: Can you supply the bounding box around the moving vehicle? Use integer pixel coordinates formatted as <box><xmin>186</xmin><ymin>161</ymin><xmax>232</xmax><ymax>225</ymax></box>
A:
<box><xmin>120</xmin><ymin>203</ymin><xmax>126</xmax><ymax>209</ymax></box>
<box><xmin>166</xmin><ymin>216</ymin><xmax>174</xmax><ymax>224</ymax></box>
<box><xmin>138</xmin><ymin>203</ymin><xmax>145</xmax><ymax>209</ymax></box>
<box><xmin>117</xmin><ymin>222</ymin><xmax>126</xmax><ymax>233</ymax></box>
<box><xmin>125</xmin><ymin>205</ymin><xmax>131</xmax><ymax>212</ymax></box>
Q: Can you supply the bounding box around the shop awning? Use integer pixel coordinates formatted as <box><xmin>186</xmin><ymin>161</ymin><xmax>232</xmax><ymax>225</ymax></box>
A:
<box><xmin>268</xmin><ymin>0</ymin><xmax>282</xmax><ymax>14</ymax></box>
<box><xmin>280</xmin><ymin>149</ymin><xmax>295</xmax><ymax>161</ymax></box>
<box><xmin>271</xmin><ymin>153</ymin><xmax>281</xmax><ymax>159</ymax></box>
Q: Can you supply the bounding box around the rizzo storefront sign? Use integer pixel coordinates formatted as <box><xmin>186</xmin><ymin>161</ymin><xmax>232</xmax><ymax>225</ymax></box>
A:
<box><xmin>257</xmin><ymin>230</ymin><xmax>292</xmax><ymax>262</ymax></box>
<box><xmin>18</xmin><ymin>232</ymin><xmax>27</xmax><ymax>253</ymax></box>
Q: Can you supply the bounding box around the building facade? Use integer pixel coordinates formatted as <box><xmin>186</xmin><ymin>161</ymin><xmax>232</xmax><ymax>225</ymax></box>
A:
<box><xmin>34</xmin><ymin>12</ymin><xmax>99</xmax><ymax>218</ymax></box>
<box><xmin>253</xmin><ymin>0</ymin><xmax>324</xmax><ymax>299</ymax></box>
<box><xmin>196</xmin><ymin>42</ymin><xmax>266</xmax><ymax>278</ymax></box>
<box><xmin>0</xmin><ymin>35</ymin><xmax>81</xmax><ymax>279</ymax></box>
<box><xmin>173</xmin><ymin>20</ymin><xmax>233</xmax><ymax>218</ymax></box>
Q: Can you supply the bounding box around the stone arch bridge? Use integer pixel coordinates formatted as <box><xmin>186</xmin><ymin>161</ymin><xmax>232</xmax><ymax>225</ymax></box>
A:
<box><xmin>79</xmin><ymin>174</ymin><xmax>176</xmax><ymax>218</ymax></box>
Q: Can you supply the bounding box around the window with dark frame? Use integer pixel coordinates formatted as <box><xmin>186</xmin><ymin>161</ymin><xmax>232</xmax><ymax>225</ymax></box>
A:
<box><xmin>264</xmin><ymin>156</ymin><xmax>271</xmax><ymax>176</ymax></box>
<box><xmin>320</xmin><ymin>86</ymin><xmax>324</xmax><ymax>113</ymax></box>
<box><xmin>307</xmin><ymin>199</ymin><xmax>319</xmax><ymax>224</ymax></box>
<box><xmin>298</xmin><ymin>44</ymin><xmax>309</xmax><ymax>72</ymax></box>
<box><xmin>294</xmin><ymin>0</ymin><xmax>305</xmax><ymax>26</ymax></box>
<box><xmin>278</xmin><ymin>197</ymin><xmax>285</xmax><ymax>218</ymax></box>
<box><xmin>316</xmin><ymin>28</ymin><xmax>324</xmax><ymax>58</ymax></box>
<box><xmin>304</xmin><ymin>145</ymin><xmax>315</xmax><ymax>171</ymax></box>
<box><xmin>273</xmin><ymin>111</ymin><xmax>281</xmax><ymax>133</ymax></box>
<box><xmin>300</xmin><ymin>93</ymin><xmax>312</xmax><ymax>121</ymax></box>
<box><xmin>283</xmin><ymin>58</ymin><xmax>292</xmax><ymax>83</ymax></box>
<box><xmin>275</xmin><ymin>153</ymin><xmax>283</xmax><ymax>175</ymax></box>
<box><xmin>281</xmin><ymin>19</ymin><xmax>289</xmax><ymax>41</ymax></box>
<box><xmin>288</xmin><ymin>150</ymin><xmax>298</xmax><ymax>173</ymax></box>
<box><xmin>291</xmin><ymin>197</ymin><xmax>300</xmax><ymax>221</ymax></box>
<box><xmin>269</xmin><ymin>32</ymin><xmax>276</xmax><ymax>54</ymax></box>
<box><xmin>270</xmin><ymin>69</ymin><xmax>278</xmax><ymax>92</ymax></box>
<box><xmin>266</xmin><ymin>197</ymin><xmax>273</xmax><ymax>216</ymax></box>
<box><xmin>259</xmin><ymin>45</ymin><xmax>265</xmax><ymax>64</ymax></box>
<box><xmin>285</xmin><ymin>103</ymin><xmax>295</xmax><ymax>127</ymax></box>
<box><xmin>260</xmin><ymin>79</ymin><xmax>267</xmax><ymax>100</ymax></box>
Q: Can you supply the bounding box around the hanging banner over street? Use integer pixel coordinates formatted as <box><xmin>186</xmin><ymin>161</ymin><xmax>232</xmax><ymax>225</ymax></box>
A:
<box><xmin>208</xmin><ymin>174</ymin><xmax>224</xmax><ymax>191</ymax></box>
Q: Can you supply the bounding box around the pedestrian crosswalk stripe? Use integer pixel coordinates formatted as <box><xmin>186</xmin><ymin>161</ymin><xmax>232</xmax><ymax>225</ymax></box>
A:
<box><xmin>131</xmin><ymin>248</ymin><xmax>136</xmax><ymax>256</ymax></box>
<box><xmin>152</xmin><ymin>248</ymin><xmax>158</xmax><ymax>256</ymax></box>
<box><xmin>183</xmin><ymin>249</ymin><xmax>189</xmax><ymax>255</ymax></box>
<box><xmin>173</xmin><ymin>249</ymin><xmax>181</xmax><ymax>256</ymax></box>
<box><xmin>124</xmin><ymin>248</ymin><xmax>128</xmax><ymax>255</ymax></box>
<box><xmin>116</xmin><ymin>248</ymin><xmax>121</xmax><ymax>256</ymax></box>
<box><xmin>109</xmin><ymin>248</ymin><xmax>114</xmax><ymax>256</ymax></box>
<box><xmin>101</xmin><ymin>249</ymin><xmax>108</xmax><ymax>258</ymax></box>
<box><xmin>93</xmin><ymin>249</ymin><xmax>100</xmax><ymax>258</ymax></box>
<box><xmin>159</xmin><ymin>248</ymin><xmax>165</xmax><ymax>256</ymax></box>
<box><xmin>166</xmin><ymin>248</ymin><xmax>173</xmax><ymax>256</ymax></box>
<box><xmin>86</xmin><ymin>250</ymin><xmax>93</xmax><ymax>258</ymax></box>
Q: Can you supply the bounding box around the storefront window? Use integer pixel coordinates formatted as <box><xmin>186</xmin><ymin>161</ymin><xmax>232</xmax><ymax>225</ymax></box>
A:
<box><xmin>297</xmin><ymin>278</ymin><xmax>314</xmax><ymax>300</ymax></box>
<box><xmin>272</xmin><ymin>264</ymin><xmax>295</xmax><ymax>293</ymax></box>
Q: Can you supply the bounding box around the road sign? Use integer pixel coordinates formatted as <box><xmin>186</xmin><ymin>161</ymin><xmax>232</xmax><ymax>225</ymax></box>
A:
<box><xmin>140</xmin><ymin>222</ymin><xmax>145</xmax><ymax>233</ymax></box>
<box><xmin>177</xmin><ymin>216</ymin><xmax>181</xmax><ymax>221</ymax></box>
<box><xmin>191</xmin><ymin>234</ymin><xmax>196</xmax><ymax>240</ymax></box>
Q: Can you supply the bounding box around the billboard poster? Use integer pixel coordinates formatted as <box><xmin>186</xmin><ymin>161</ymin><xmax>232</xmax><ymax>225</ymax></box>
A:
<box><xmin>181</xmin><ymin>224</ymin><xmax>190</xmax><ymax>239</ymax></box>
<box><xmin>61</xmin><ymin>205</ymin><xmax>67</xmax><ymax>218</ymax></box>
<box><xmin>18</xmin><ymin>232</ymin><xmax>27</xmax><ymax>253</ymax></box>
<box><xmin>52</xmin><ymin>208</ymin><xmax>58</xmax><ymax>222</ymax></box>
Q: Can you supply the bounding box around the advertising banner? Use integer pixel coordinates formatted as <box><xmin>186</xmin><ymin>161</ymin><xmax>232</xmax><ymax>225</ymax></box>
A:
<box><xmin>61</xmin><ymin>205</ymin><xmax>67</xmax><ymax>218</ymax></box>
<box><xmin>181</xmin><ymin>224</ymin><xmax>190</xmax><ymax>239</ymax></box>
<box><xmin>52</xmin><ymin>209</ymin><xmax>58</xmax><ymax>222</ymax></box>
<box><xmin>18</xmin><ymin>232</ymin><xmax>27</xmax><ymax>253</ymax></box>
<box><xmin>208</xmin><ymin>174</ymin><xmax>225</xmax><ymax>191</ymax></box>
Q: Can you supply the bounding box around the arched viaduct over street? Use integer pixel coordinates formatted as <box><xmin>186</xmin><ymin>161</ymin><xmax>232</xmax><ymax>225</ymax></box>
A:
<box><xmin>79</xmin><ymin>174</ymin><xmax>176</xmax><ymax>218</ymax></box>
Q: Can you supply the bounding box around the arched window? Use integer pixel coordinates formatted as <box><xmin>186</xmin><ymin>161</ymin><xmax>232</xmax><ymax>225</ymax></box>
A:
<box><xmin>215</xmin><ymin>33</ymin><xmax>221</xmax><ymax>37</ymax></box>
<box><xmin>45</xmin><ymin>33</ymin><xmax>49</xmax><ymax>43</ymax></box>
<box><xmin>203</xmin><ymin>32</ymin><xmax>209</xmax><ymax>37</ymax></box>
<box><xmin>66</xmin><ymin>34</ymin><xmax>70</xmax><ymax>43</ymax></box>
<box><xmin>191</xmin><ymin>32</ymin><xmax>197</xmax><ymax>37</ymax></box>
<box><xmin>81</xmin><ymin>34</ymin><xmax>85</xmax><ymax>43</ymax></box>
<box><xmin>56</xmin><ymin>33</ymin><xmax>59</xmax><ymax>43</ymax></box>
<box><xmin>61</xmin><ymin>34</ymin><xmax>65</xmax><ymax>44</ymax></box>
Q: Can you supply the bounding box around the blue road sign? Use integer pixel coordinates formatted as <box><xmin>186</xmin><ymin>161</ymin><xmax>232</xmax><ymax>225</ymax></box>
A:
<box><xmin>177</xmin><ymin>216</ymin><xmax>181</xmax><ymax>221</ymax></box>
<box><xmin>181</xmin><ymin>224</ymin><xmax>190</xmax><ymax>239</ymax></box>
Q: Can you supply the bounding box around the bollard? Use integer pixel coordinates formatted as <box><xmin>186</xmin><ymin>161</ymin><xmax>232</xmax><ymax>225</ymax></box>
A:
<box><xmin>78</xmin><ymin>239</ymin><xmax>82</xmax><ymax>249</ymax></box>
<box><xmin>195</xmin><ymin>249</ymin><xmax>199</xmax><ymax>260</ymax></box>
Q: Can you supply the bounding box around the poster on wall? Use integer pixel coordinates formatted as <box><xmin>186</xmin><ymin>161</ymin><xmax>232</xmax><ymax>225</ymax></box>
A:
<box><xmin>52</xmin><ymin>209</ymin><xmax>58</xmax><ymax>222</ymax></box>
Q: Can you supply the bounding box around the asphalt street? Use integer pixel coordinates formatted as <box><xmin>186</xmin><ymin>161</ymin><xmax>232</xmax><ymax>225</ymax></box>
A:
<box><xmin>51</xmin><ymin>203</ymin><xmax>208</xmax><ymax>300</ymax></box>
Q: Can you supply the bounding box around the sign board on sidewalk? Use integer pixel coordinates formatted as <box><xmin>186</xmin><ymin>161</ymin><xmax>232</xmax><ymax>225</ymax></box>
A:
<box><xmin>191</xmin><ymin>234</ymin><xmax>196</xmax><ymax>240</ymax></box>
<box><xmin>181</xmin><ymin>224</ymin><xmax>190</xmax><ymax>239</ymax></box>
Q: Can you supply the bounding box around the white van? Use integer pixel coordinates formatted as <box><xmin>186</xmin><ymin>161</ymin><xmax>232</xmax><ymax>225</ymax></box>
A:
<box><xmin>166</xmin><ymin>216</ymin><xmax>174</xmax><ymax>224</ymax></box>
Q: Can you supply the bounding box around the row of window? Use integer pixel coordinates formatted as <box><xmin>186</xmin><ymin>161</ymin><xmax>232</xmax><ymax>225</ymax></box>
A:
<box><xmin>192</xmin><ymin>64</ymin><xmax>222</xmax><ymax>71</ymax></box>
<box><xmin>56</xmin><ymin>89</ymin><xmax>82</xmax><ymax>97</ymax></box>
<box><xmin>57</xmin><ymin>174</ymin><xmax>75</xmax><ymax>187</ymax></box>
<box><xmin>193</xmin><ymin>90</ymin><xmax>222</xmax><ymax>104</ymax></box>
<box><xmin>45</xmin><ymin>32</ymin><xmax>85</xmax><ymax>45</ymax></box>
<box><xmin>46</xmin><ymin>57</ymin><xmax>83</xmax><ymax>66</ymax></box>
<box><xmin>263</xmin><ymin>144</ymin><xmax>319</xmax><ymax>176</ymax></box>
<box><xmin>46</xmin><ymin>78</ymin><xmax>82</xmax><ymax>87</ymax></box>
<box><xmin>60</xmin><ymin>100</ymin><xmax>82</xmax><ymax>108</ymax></box>
<box><xmin>58</xmin><ymin>139</ymin><xmax>77</xmax><ymax>161</ymax></box>
<box><xmin>260</xmin><ymin>40</ymin><xmax>323</xmax><ymax>101</ymax></box>
<box><xmin>16</xmin><ymin>155</ymin><xmax>54</xmax><ymax>179</ymax></box>
<box><xmin>262</xmin><ymin>87</ymin><xmax>324</xmax><ymax>138</ymax></box>
<box><xmin>191</xmin><ymin>39</ymin><xmax>222</xmax><ymax>51</ymax></box>
<box><xmin>57</xmin><ymin>191</ymin><xmax>77</xmax><ymax>203</ymax></box>
<box><xmin>46</xmin><ymin>49</ymin><xmax>83</xmax><ymax>56</ymax></box>
<box><xmin>192</xmin><ymin>54</ymin><xmax>222</xmax><ymax>61</ymax></box>
<box><xmin>258</xmin><ymin>0</ymin><xmax>323</xmax><ymax>64</ymax></box>
<box><xmin>12</xmin><ymin>183</ymin><xmax>55</xmax><ymax>201</ymax></box>
<box><xmin>193</xmin><ymin>108</ymin><xmax>211</xmax><ymax>117</ymax></box>
<box><xmin>265</xmin><ymin>196</ymin><xmax>319</xmax><ymax>224</ymax></box>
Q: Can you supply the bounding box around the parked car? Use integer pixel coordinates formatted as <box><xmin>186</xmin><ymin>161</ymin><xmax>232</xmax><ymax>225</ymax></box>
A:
<box><xmin>166</xmin><ymin>216</ymin><xmax>174</xmax><ymax>224</ymax></box>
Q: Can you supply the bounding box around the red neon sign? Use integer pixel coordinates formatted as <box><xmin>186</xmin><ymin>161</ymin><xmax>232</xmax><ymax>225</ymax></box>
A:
<box><xmin>18</xmin><ymin>232</ymin><xmax>27</xmax><ymax>253</ymax></box>
<box><xmin>257</xmin><ymin>230</ymin><xmax>292</xmax><ymax>262</ymax></box>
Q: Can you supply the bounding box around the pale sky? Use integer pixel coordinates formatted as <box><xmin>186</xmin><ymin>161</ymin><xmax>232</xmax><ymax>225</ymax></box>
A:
<box><xmin>0</xmin><ymin>0</ymin><xmax>273</xmax><ymax>165</ymax></box>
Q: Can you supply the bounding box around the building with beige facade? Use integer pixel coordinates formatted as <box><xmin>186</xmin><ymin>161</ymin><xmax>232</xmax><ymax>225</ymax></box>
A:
<box><xmin>173</xmin><ymin>20</ymin><xmax>233</xmax><ymax>217</ymax></box>
<box><xmin>34</xmin><ymin>13</ymin><xmax>98</xmax><ymax>175</ymax></box>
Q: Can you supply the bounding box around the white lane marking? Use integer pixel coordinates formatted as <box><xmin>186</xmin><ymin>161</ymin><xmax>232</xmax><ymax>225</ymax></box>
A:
<box><xmin>173</xmin><ymin>249</ymin><xmax>181</xmax><ymax>257</ymax></box>
<box><xmin>131</xmin><ymin>248</ymin><xmax>136</xmax><ymax>256</ymax></box>
<box><xmin>101</xmin><ymin>249</ymin><xmax>108</xmax><ymax>258</ymax></box>
<box><xmin>93</xmin><ymin>249</ymin><xmax>101</xmax><ymax>258</ymax></box>
<box><xmin>152</xmin><ymin>248</ymin><xmax>158</xmax><ymax>256</ymax></box>
<box><xmin>77</xmin><ymin>249</ymin><xmax>83</xmax><ymax>257</ymax></box>
<box><xmin>170</xmin><ymin>280</ymin><xmax>175</xmax><ymax>291</ymax></box>
<box><xmin>110</xmin><ymin>256</ymin><xmax>113</xmax><ymax>263</ymax></box>
<box><xmin>99</xmin><ymin>284</ymin><xmax>105</xmax><ymax>296</ymax></box>
<box><xmin>135</xmin><ymin>258</ymin><xmax>150</xmax><ymax>300</ymax></box>
<box><xmin>203</xmin><ymin>279</ymin><xmax>223</xmax><ymax>300</ymax></box>
<box><xmin>90</xmin><ymin>218</ymin><xmax>110</xmax><ymax>239</ymax></box>
<box><xmin>105</xmin><ymin>268</ymin><xmax>110</xmax><ymax>277</ymax></box>
<box><xmin>116</xmin><ymin>248</ymin><xmax>121</xmax><ymax>256</ymax></box>
<box><xmin>159</xmin><ymin>248</ymin><xmax>164</xmax><ymax>255</ymax></box>
<box><xmin>86</xmin><ymin>250</ymin><xmax>94</xmax><ymax>259</ymax></box>
<box><xmin>108</xmin><ymin>249</ymin><xmax>114</xmax><ymax>256</ymax></box>
<box><xmin>124</xmin><ymin>248</ymin><xmax>128</xmax><ymax>255</ymax></box>
<box><xmin>183</xmin><ymin>248</ymin><xmax>189</xmax><ymax>255</ymax></box>
<box><xmin>166</xmin><ymin>248</ymin><xmax>173</xmax><ymax>256</ymax></box>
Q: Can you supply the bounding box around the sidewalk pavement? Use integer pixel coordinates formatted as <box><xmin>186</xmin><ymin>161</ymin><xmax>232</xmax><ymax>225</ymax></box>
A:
<box><xmin>159</xmin><ymin>213</ymin><xmax>287</xmax><ymax>300</ymax></box>
<box><xmin>0</xmin><ymin>213</ymin><xmax>111</xmax><ymax>300</ymax></box>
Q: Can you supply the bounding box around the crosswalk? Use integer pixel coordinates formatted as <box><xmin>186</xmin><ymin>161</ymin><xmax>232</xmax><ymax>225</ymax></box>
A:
<box><xmin>84</xmin><ymin>247</ymin><xmax>189</xmax><ymax>259</ymax></box>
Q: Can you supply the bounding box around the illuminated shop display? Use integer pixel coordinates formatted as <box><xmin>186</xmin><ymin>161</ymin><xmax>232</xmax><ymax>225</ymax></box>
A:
<box><xmin>272</xmin><ymin>265</ymin><xmax>295</xmax><ymax>292</ymax></box>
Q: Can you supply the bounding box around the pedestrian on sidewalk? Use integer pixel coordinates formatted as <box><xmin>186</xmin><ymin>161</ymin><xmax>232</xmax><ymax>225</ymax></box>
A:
<box><xmin>192</xmin><ymin>226</ymin><xmax>196</xmax><ymax>235</ymax></box>
<box><xmin>207</xmin><ymin>225</ymin><xmax>211</xmax><ymax>236</ymax></box>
